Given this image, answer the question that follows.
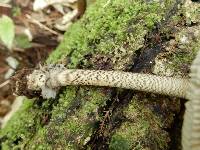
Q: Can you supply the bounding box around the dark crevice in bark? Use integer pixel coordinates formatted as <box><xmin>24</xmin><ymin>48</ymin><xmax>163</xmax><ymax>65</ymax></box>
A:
<box><xmin>168</xmin><ymin>99</ymin><xmax>186</xmax><ymax>150</ymax></box>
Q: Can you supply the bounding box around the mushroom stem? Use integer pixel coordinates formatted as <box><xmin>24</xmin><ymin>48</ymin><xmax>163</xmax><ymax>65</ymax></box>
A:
<box><xmin>58</xmin><ymin>70</ymin><xmax>189</xmax><ymax>98</ymax></box>
<box><xmin>27</xmin><ymin>66</ymin><xmax>189</xmax><ymax>99</ymax></box>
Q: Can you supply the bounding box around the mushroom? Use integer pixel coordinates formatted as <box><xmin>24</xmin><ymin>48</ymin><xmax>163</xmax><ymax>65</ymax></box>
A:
<box><xmin>12</xmin><ymin>51</ymin><xmax>200</xmax><ymax>150</ymax></box>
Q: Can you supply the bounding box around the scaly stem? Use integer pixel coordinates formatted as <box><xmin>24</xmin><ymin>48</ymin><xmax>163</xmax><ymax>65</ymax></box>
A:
<box><xmin>58</xmin><ymin>70</ymin><xmax>189</xmax><ymax>98</ymax></box>
<box><xmin>27</xmin><ymin>67</ymin><xmax>189</xmax><ymax>99</ymax></box>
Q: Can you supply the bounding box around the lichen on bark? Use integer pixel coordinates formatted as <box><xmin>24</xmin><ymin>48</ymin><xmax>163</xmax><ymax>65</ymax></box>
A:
<box><xmin>1</xmin><ymin>0</ymin><xmax>199</xmax><ymax>149</ymax></box>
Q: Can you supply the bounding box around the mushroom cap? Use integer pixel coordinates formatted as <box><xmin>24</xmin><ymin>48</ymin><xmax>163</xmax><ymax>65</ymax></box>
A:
<box><xmin>182</xmin><ymin>50</ymin><xmax>200</xmax><ymax>150</ymax></box>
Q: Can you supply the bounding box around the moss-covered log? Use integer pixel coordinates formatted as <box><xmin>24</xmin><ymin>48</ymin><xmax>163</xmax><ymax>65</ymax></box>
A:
<box><xmin>1</xmin><ymin>0</ymin><xmax>200</xmax><ymax>149</ymax></box>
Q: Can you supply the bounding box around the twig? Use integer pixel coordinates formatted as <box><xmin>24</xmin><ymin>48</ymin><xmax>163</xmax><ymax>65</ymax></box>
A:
<box><xmin>99</xmin><ymin>110</ymin><xmax>110</xmax><ymax>132</ymax></box>
<box><xmin>0</xmin><ymin>80</ymin><xmax>10</xmax><ymax>89</ymax></box>
<box><xmin>25</xmin><ymin>14</ymin><xmax>59</xmax><ymax>35</ymax></box>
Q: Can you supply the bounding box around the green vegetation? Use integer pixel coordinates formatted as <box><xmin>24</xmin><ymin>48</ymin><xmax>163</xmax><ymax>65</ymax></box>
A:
<box><xmin>47</xmin><ymin>0</ymin><xmax>163</xmax><ymax>70</ymax></box>
<box><xmin>0</xmin><ymin>15</ymin><xmax>15</xmax><ymax>49</ymax></box>
<box><xmin>109</xmin><ymin>96</ymin><xmax>168</xmax><ymax>150</ymax></box>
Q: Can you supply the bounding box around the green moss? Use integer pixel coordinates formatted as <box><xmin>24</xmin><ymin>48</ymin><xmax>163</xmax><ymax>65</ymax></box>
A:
<box><xmin>184</xmin><ymin>1</ymin><xmax>200</xmax><ymax>24</ymax></box>
<box><xmin>0</xmin><ymin>97</ymin><xmax>60</xmax><ymax>149</ymax></box>
<box><xmin>161</xmin><ymin>2</ymin><xmax>200</xmax><ymax>74</ymax></box>
<box><xmin>26</xmin><ymin>87</ymin><xmax>110</xmax><ymax>149</ymax></box>
<box><xmin>109</xmin><ymin>96</ymin><xmax>168</xmax><ymax>150</ymax></box>
<box><xmin>109</xmin><ymin>134</ymin><xmax>130</xmax><ymax>150</ymax></box>
<box><xmin>167</xmin><ymin>27</ymin><xmax>200</xmax><ymax>74</ymax></box>
<box><xmin>47</xmin><ymin>0</ymin><xmax>163</xmax><ymax>70</ymax></box>
<box><xmin>0</xmin><ymin>99</ymin><xmax>35</xmax><ymax>149</ymax></box>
